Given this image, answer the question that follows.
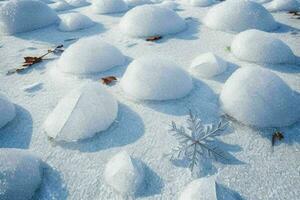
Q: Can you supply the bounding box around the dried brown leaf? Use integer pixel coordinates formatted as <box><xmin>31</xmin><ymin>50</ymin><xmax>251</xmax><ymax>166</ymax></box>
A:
<box><xmin>101</xmin><ymin>76</ymin><xmax>117</xmax><ymax>85</ymax></box>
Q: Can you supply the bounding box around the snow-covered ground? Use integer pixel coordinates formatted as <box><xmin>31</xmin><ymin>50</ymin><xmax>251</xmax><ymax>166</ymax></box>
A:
<box><xmin>0</xmin><ymin>0</ymin><xmax>300</xmax><ymax>199</ymax></box>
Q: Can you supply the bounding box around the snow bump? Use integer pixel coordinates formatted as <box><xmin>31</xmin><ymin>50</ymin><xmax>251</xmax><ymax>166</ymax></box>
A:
<box><xmin>121</xmin><ymin>56</ymin><xmax>193</xmax><ymax>100</ymax></box>
<box><xmin>0</xmin><ymin>93</ymin><xmax>16</xmax><ymax>129</ymax></box>
<box><xmin>92</xmin><ymin>0</ymin><xmax>128</xmax><ymax>14</ymax></box>
<box><xmin>58</xmin><ymin>13</ymin><xmax>95</xmax><ymax>32</ymax></box>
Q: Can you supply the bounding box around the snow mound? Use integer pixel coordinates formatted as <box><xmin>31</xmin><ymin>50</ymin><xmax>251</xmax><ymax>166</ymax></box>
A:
<box><xmin>220</xmin><ymin>67</ymin><xmax>300</xmax><ymax>128</ymax></box>
<box><xmin>119</xmin><ymin>5</ymin><xmax>186</xmax><ymax>37</ymax></box>
<box><xmin>179</xmin><ymin>177</ymin><xmax>217</xmax><ymax>200</ymax></box>
<box><xmin>125</xmin><ymin>0</ymin><xmax>152</xmax><ymax>7</ymax></box>
<box><xmin>158</xmin><ymin>1</ymin><xmax>179</xmax><ymax>10</ymax></box>
<box><xmin>250</xmin><ymin>0</ymin><xmax>272</xmax><ymax>4</ymax></box>
<box><xmin>203</xmin><ymin>0</ymin><xmax>278</xmax><ymax>32</ymax></box>
<box><xmin>0</xmin><ymin>0</ymin><xmax>59</xmax><ymax>35</ymax></box>
<box><xmin>58</xmin><ymin>13</ymin><xmax>95</xmax><ymax>32</ymax></box>
<box><xmin>104</xmin><ymin>151</ymin><xmax>144</xmax><ymax>195</ymax></box>
<box><xmin>121</xmin><ymin>56</ymin><xmax>193</xmax><ymax>100</ymax></box>
<box><xmin>265</xmin><ymin>0</ymin><xmax>300</xmax><ymax>12</ymax></box>
<box><xmin>43</xmin><ymin>82</ymin><xmax>118</xmax><ymax>142</ymax></box>
<box><xmin>92</xmin><ymin>0</ymin><xmax>128</xmax><ymax>14</ymax></box>
<box><xmin>231</xmin><ymin>29</ymin><xmax>297</xmax><ymax>64</ymax></box>
<box><xmin>65</xmin><ymin>0</ymin><xmax>89</xmax><ymax>7</ymax></box>
<box><xmin>189</xmin><ymin>52</ymin><xmax>228</xmax><ymax>78</ymax></box>
<box><xmin>50</xmin><ymin>0</ymin><xmax>72</xmax><ymax>11</ymax></box>
<box><xmin>0</xmin><ymin>93</ymin><xmax>16</xmax><ymax>129</ymax></box>
<box><xmin>58</xmin><ymin>37</ymin><xmax>125</xmax><ymax>75</ymax></box>
<box><xmin>0</xmin><ymin>148</ymin><xmax>42</xmax><ymax>200</ymax></box>
<box><xmin>184</xmin><ymin>0</ymin><xmax>216</xmax><ymax>7</ymax></box>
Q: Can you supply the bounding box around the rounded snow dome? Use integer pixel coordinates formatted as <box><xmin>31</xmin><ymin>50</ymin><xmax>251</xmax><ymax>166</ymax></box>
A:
<box><xmin>0</xmin><ymin>0</ymin><xmax>59</xmax><ymax>35</ymax></box>
<box><xmin>179</xmin><ymin>177</ymin><xmax>217</xmax><ymax>200</ymax></box>
<box><xmin>104</xmin><ymin>151</ymin><xmax>144</xmax><ymax>195</ymax></box>
<box><xmin>231</xmin><ymin>29</ymin><xmax>297</xmax><ymax>64</ymax></box>
<box><xmin>121</xmin><ymin>56</ymin><xmax>193</xmax><ymax>100</ymax></box>
<box><xmin>58</xmin><ymin>13</ymin><xmax>95</xmax><ymax>32</ymax></box>
<box><xmin>125</xmin><ymin>0</ymin><xmax>152</xmax><ymax>7</ymax></box>
<box><xmin>92</xmin><ymin>0</ymin><xmax>128</xmax><ymax>14</ymax></box>
<box><xmin>0</xmin><ymin>93</ymin><xmax>16</xmax><ymax>129</ymax></box>
<box><xmin>184</xmin><ymin>0</ymin><xmax>216</xmax><ymax>7</ymax></box>
<box><xmin>189</xmin><ymin>52</ymin><xmax>228</xmax><ymax>78</ymax></box>
<box><xmin>203</xmin><ymin>0</ymin><xmax>278</xmax><ymax>32</ymax></box>
<box><xmin>0</xmin><ymin>148</ymin><xmax>42</xmax><ymax>200</ymax></box>
<box><xmin>265</xmin><ymin>0</ymin><xmax>300</xmax><ymax>12</ymax></box>
<box><xmin>119</xmin><ymin>5</ymin><xmax>186</xmax><ymax>37</ymax></box>
<box><xmin>57</xmin><ymin>37</ymin><xmax>126</xmax><ymax>75</ymax></box>
<box><xmin>220</xmin><ymin>67</ymin><xmax>300</xmax><ymax>128</ymax></box>
<box><xmin>43</xmin><ymin>82</ymin><xmax>118</xmax><ymax>142</ymax></box>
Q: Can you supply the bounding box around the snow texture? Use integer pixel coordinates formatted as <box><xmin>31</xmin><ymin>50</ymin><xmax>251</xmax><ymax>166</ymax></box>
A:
<box><xmin>203</xmin><ymin>0</ymin><xmax>278</xmax><ymax>32</ymax></box>
<box><xmin>121</xmin><ymin>55</ymin><xmax>193</xmax><ymax>100</ymax></box>
<box><xmin>58</xmin><ymin>36</ymin><xmax>126</xmax><ymax>75</ymax></box>
<box><xmin>265</xmin><ymin>0</ymin><xmax>300</xmax><ymax>12</ymax></box>
<box><xmin>43</xmin><ymin>82</ymin><xmax>118</xmax><ymax>142</ymax></box>
<box><xmin>0</xmin><ymin>148</ymin><xmax>42</xmax><ymax>200</ymax></box>
<box><xmin>119</xmin><ymin>5</ymin><xmax>186</xmax><ymax>37</ymax></box>
<box><xmin>184</xmin><ymin>0</ymin><xmax>216</xmax><ymax>7</ymax></box>
<box><xmin>0</xmin><ymin>0</ymin><xmax>59</xmax><ymax>35</ymax></box>
<box><xmin>179</xmin><ymin>177</ymin><xmax>217</xmax><ymax>200</ymax></box>
<box><xmin>250</xmin><ymin>0</ymin><xmax>272</xmax><ymax>4</ymax></box>
<box><xmin>158</xmin><ymin>1</ymin><xmax>179</xmax><ymax>10</ymax></box>
<box><xmin>231</xmin><ymin>29</ymin><xmax>297</xmax><ymax>64</ymax></box>
<box><xmin>104</xmin><ymin>151</ymin><xmax>144</xmax><ymax>195</ymax></box>
<box><xmin>125</xmin><ymin>0</ymin><xmax>152</xmax><ymax>7</ymax></box>
<box><xmin>50</xmin><ymin>0</ymin><xmax>72</xmax><ymax>11</ymax></box>
<box><xmin>0</xmin><ymin>93</ymin><xmax>16</xmax><ymax>129</ymax></box>
<box><xmin>65</xmin><ymin>0</ymin><xmax>89</xmax><ymax>7</ymax></box>
<box><xmin>189</xmin><ymin>52</ymin><xmax>228</xmax><ymax>78</ymax></box>
<box><xmin>220</xmin><ymin>67</ymin><xmax>300</xmax><ymax>128</ymax></box>
<box><xmin>92</xmin><ymin>0</ymin><xmax>128</xmax><ymax>14</ymax></box>
<box><xmin>58</xmin><ymin>13</ymin><xmax>95</xmax><ymax>32</ymax></box>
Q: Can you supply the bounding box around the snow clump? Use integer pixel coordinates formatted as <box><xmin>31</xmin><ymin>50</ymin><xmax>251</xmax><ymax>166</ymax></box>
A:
<box><xmin>125</xmin><ymin>0</ymin><xmax>152</xmax><ymax>7</ymax></box>
<box><xmin>265</xmin><ymin>0</ymin><xmax>300</xmax><ymax>12</ymax></box>
<box><xmin>0</xmin><ymin>0</ymin><xmax>59</xmax><ymax>35</ymax></box>
<box><xmin>0</xmin><ymin>93</ymin><xmax>16</xmax><ymax>129</ymax></box>
<box><xmin>158</xmin><ymin>0</ymin><xmax>179</xmax><ymax>10</ymax></box>
<box><xmin>65</xmin><ymin>0</ymin><xmax>89</xmax><ymax>7</ymax></box>
<box><xmin>121</xmin><ymin>55</ymin><xmax>193</xmax><ymax>100</ymax></box>
<box><xmin>43</xmin><ymin>82</ymin><xmax>118</xmax><ymax>142</ymax></box>
<box><xmin>183</xmin><ymin>0</ymin><xmax>217</xmax><ymax>7</ymax></box>
<box><xmin>220</xmin><ymin>67</ymin><xmax>300</xmax><ymax>128</ymax></box>
<box><xmin>92</xmin><ymin>0</ymin><xmax>128</xmax><ymax>14</ymax></box>
<box><xmin>50</xmin><ymin>0</ymin><xmax>72</xmax><ymax>11</ymax></box>
<box><xmin>179</xmin><ymin>177</ymin><xmax>217</xmax><ymax>200</ymax></box>
<box><xmin>104</xmin><ymin>151</ymin><xmax>144</xmax><ymax>195</ymax></box>
<box><xmin>189</xmin><ymin>52</ymin><xmax>228</xmax><ymax>78</ymax></box>
<box><xmin>231</xmin><ymin>29</ymin><xmax>297</xmax><ymax>64</ymax></box>
<box><xmin>119</xmin><ymin>5</ymin><xmax>186</xmax><ymax>37</ymax></box>
<box><xmin>203</xmin><ymin>0</ymin><xmax>278</xmax><ymax>32</ymax></box>
<box><xmin>57</xmin><ymin>37</ymin><xmax>126</xmax><ymax>75</ymax></box>
<box><xmin>58</xmin><ymin>13</ymin><xmax>95</xmax><ymax>32</ymax></box>
<box><xmin>0</xmin><ymin>148</ymin><xmax>43</xmax><ymax>200</ymax></box>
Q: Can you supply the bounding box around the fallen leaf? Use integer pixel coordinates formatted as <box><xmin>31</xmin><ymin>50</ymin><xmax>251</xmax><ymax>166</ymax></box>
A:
<box><xmin>146</xmin><ymin>35</ymin><xmax>162</xmax><ymax>42</ymax></box>
<box><xmin>272</xmin><ymin>131</ymin><xmax>284</xmax><ymax>146</ymax></box>
<box><xmin>101</xmin><ymin>76</ymin><xmax>117</xmax><ymax>85</ymax></box>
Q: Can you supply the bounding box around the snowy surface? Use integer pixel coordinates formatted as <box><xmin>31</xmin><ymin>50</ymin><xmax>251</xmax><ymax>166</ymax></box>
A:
<box><xmin>183</xmin><ymin>0</ymin><xmax>216</xmax><ymax>7</ymax></box>
<box><xmin>119</xmin><ymin>5</ymin><xmax>186</xmax><ymax>37</ymax></box>
<box><xmin>265</xmin><ymin>0</ymin><xmax>300</xmax><ymax>12</ymax></box>
<box><xmin>0</xmin><ymin>93</ymin><xmax>16</xmax><ymax>129</ymax></box>
<box><xmin>50</xmin><ymin>0</ymin><xmax>72</xmax><ymax>12</ymax></box>
<box><xmin>121</xmin><ymin>56</ymin><xmax>193</xmax><ymax>100</ymax></box>
<box><xmin>189</xmin><ymin>52</ymin><xmax>228</xmax><ymax>78</ymax></box>
<box><xmin>0</xmin><ymin>148</ymin><xmax>42</xmax><ymax>200</ymax></box>
<box><xmin>220</xmin><ymin>67</ymin><xmax>300</xmax><ymax>128</ymax></box>
<box><xmin>44</xmin><ymin>82</ymin><xmax>118</xmax><ymax>141</ymax></box>
<box><xmin>0</xmin><ymin>1</ymin><xmax>300</xmax><ymax>199</ymax></box>
<box><xmin>59</xmin><ymin>13</ymin><xmax>95</xmax><ymax>32</ymax></box>
<box><xmin>125</xmin><ymin>0</ymin><xmax>152</xmax><ymax>7</ymax></box>
<box><xmin>158</xmin><ymin>0</ymin><xmax>179</xmax><ymax>10</ymax></box>
<box><xmin>203</xmin><ymin>0</ymin><xmax>278</xmax><ymax>32</ymax></box>
<box><xmin>0</xmin><ymin>0</ymin><xmax>59</xmax><ymax>35</ymax></box>
<box><xmin>104</xmin><ymin>151</ymin><xmax>144</xmax><ymax>196</ymax></box>
<box><xmin>231</xmin><ymin>29</ymin><xmax>298</xmax><ymax>64</ymax></box>
<box><xmin>91</xmin><ymin>0</ymin><xmax>128</xmax><ymax>14</ymax></box>
<box><xmin>57</xmin><ymin>36</ymin><xmax>126</xmax><ymax>74</ymax></box>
